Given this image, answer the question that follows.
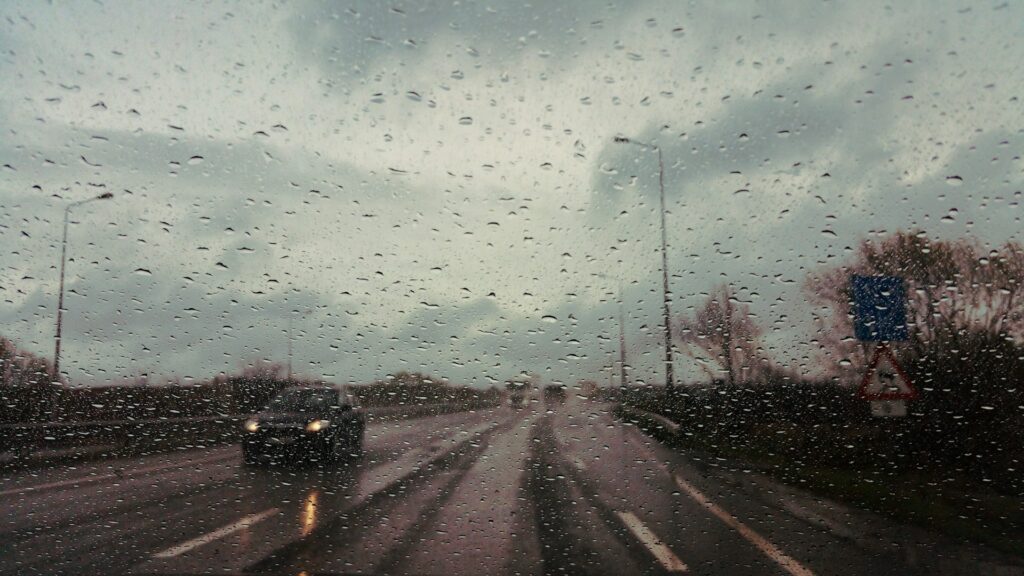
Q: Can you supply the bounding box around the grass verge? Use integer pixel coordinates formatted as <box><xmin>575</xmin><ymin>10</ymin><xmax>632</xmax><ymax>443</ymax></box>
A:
<box><xmin>618</xmin><ymin>405</ymin><xmax>1024</xmax><ymax>558</ymax></box>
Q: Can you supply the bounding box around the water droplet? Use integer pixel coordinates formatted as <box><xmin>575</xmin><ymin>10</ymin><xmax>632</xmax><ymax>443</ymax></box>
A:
<box><xmin>187</xmin><ymin>155</ymin><xmax>204</xmax><ymax>165</ymax></box>
<box><xmin>945</xmin><ymin>175</ymin><xmax>963</xmax><ymax>186</ymax></box>
<box><xmin>134</xmin><ymin>268</ymin><xmax>152</xmax><ymax>276</ymax></box>
<box><xmin>541</xmin><ymin>315</ymin><xmax>557</xmax><ymax>323</ymax></box>
<box><xmin>458</xmin><ymin>117</ymin><xmax>473</xmax><ymax>125</ymax></box>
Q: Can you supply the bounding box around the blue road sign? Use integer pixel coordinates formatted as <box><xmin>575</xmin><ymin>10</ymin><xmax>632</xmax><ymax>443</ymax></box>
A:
<box><xmin>852</xmin><ymin>275</ymin><xmax>908</xmax><ymax>341</ymax></box>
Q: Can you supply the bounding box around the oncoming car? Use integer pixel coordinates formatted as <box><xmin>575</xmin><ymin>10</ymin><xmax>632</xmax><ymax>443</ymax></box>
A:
<box><xmin>242</xmin><ymin>386</ymin><xmax>366</xmax><ymax>465</ymax></box>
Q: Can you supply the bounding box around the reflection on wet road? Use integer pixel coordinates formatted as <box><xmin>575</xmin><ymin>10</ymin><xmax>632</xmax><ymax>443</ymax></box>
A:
<box><xmin>1</xmin><ymin>400</ymin><xmax>1019</xmax><ymax>575</ymax></box>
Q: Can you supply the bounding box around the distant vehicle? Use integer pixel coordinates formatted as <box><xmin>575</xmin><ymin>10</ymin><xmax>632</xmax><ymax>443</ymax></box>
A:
<box><xmin>544</xmin><ymin>384</ymin><xmax>567</xmax><ymax>404</ymax></box>
<box><xmin>578</xmin><ymin>379</ymin><xmax>599</xmax><ymax>399</ymax></box>
<box><xmin>509</xmin><ymin>389</ymin><xmax>525</xmax><ymax>409</ymax></box>
<box><xmin>242</xmin><ymin>385</ymin><xmax>365</xmax><ymax>465</ymax></box>
<box><xmin>506</xmin><ymin>381</ymin><xmax>526</xmax><ymax>409</ymax></box>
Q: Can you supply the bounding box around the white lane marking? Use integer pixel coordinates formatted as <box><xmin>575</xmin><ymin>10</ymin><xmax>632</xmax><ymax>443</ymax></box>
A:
<box><xmin>615</xmin><ymin>510</ymin><xmax>689</xmax><ymax>573</ymax></box>
<box><xmin>780</xmin><ymin>499</ymin><xmax>857</xmax><ymax>540</ymax></box>
<box><xmin>153</xmin><ymin>508</ymin><xmax>280</xmax><ymax>558</ymax></box>
<box><xmin>0</xmin><ymin>451</ymin><xmax>237</xmax><ymax>497</ymax></box>
<box><xmin>674</xmin><ymin>475</ymin><xmax>815</xmax><ymax>576</ymax></box>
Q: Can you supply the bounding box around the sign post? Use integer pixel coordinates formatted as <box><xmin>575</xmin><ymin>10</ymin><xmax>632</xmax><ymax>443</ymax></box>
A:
<box><xmin>851</xmin><ymin>275</ymin><xmax>917</xmax><ymax>417</ymax></box>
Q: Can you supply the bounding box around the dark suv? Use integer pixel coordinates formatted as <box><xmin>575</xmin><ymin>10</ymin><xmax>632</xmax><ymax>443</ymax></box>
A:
<box><xmin>242</xmin><ymin>386</ymin><xmax>365</xmax><ymax>465</ymax></box>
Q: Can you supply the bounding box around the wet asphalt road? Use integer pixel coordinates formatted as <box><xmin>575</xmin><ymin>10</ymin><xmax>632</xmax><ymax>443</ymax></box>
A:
<box><xmin>2</xmin><ymin>398</ymin><xmax>1021</xmax><ymax>576</ymax></box>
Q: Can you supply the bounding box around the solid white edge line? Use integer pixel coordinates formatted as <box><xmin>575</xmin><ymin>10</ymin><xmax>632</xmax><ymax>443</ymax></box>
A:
<box><xmin>616</xmin><ymin>510</ymin><xmax>689</xmax><ymax>573</ymax></box>
<box><xmin>674</xmin><ymin>475</ymin><xmax>815</xmax><ymax>576</ymax></box>
<box><xmin>153</xmin><ymin>508</ymin><xmax>280</xmax><ymax>559</ymax></box>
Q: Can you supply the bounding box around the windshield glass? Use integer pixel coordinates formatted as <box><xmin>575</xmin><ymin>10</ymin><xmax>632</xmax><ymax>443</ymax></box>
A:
<box><xmin>1</xmin><ymin>1</ymin><xmax>1021</xmax><ymax>575</ymax></box>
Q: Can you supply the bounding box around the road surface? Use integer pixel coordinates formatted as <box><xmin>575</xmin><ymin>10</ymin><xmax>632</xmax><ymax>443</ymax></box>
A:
<box><xmin>2</xmin><ymin>398</ymin><xmax>1019</xmax><ymax>575</ymax></box>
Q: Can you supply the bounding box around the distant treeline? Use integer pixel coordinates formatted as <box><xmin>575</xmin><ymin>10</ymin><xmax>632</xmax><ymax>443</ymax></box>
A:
<box><xmin>0</xmin><ymin>352</ymin><xmax>294</xmax><ymax>424</ymax></box>
<box><xmin>358</xmin><ymin>371</ymin><xmax>502</xmax><ymax>408</ymax></box>
<box><xmin>0</xmin><ymin>340</ymin><xmax>498</xmax><ymax>425</ymax></box>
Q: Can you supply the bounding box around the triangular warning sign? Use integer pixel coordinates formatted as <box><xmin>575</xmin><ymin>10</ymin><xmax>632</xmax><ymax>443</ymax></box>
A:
<box><xmin>859</xmin><ymin>344</ymin><xmax>918</xmax><ymax>400</ymax></box>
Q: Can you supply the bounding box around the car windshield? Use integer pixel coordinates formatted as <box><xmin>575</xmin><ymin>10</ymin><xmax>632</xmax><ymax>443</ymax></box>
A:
<box><xmin>266</xmin><ymin>389</ymin><xmax>335</xmax><ymax>413</ymax></box>
<box><xmin>2</xmin><ymin>1</ymin><xmax>1022</xmax><ymax>575</ymax></box>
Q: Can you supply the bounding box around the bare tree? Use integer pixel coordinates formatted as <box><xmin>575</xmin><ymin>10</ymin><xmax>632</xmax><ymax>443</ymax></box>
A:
<box><xmin>237</xmin><ymin>358</ymin><xmax>286</xmax><ymax>381</ymax></box>
<box><xmin>0</xmin><ymin>337</ymin><xmax>57</xmax><ymax>422</ymax></box>
<box><xmin>677</xmin><ymin>285</ymin><xmax>762</xmax><ymax>386</ymax></box>
<box><xmin>804</xmin><ymin>231</ymin><xmax>1024</xmax><ymax>373</ymax></box>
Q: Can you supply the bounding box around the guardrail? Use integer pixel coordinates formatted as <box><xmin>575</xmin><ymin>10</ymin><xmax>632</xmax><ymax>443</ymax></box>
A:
<box><xmin>617</xmin><ymin>405</ymin><xmax>681</xmax><ymax>436</ymax></box>
<box><xmin>0</xmin><ymin>400</ymin><xmax>501</xmax><ymax>468</ymax></box>
<box><xmin>0</xmin><ymin>414</ymin><xmax>247</xmax><ymax>466</ymax></box>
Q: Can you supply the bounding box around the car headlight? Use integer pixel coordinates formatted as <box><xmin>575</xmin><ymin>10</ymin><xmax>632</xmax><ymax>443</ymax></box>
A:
<box><xmin>244</xmin><ymin>418</ymin><xmax>260</xmax><ymax>433</ymax></box>
<box><xmin>305</xmin><ymin>419</ymin><xmax>330</xmax><ymax>433</ymax></box>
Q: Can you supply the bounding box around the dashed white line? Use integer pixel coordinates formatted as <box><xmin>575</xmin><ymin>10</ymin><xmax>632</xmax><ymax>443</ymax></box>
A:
<box><xmin>616</xmin><ymin>510</ymin><xmax>689</xmax><ymax>573</ymax></box>
<box><xmin>674</xmin><ymin>475</ymin><xmax>815</xmax><ymax>576</ymax></box>
<box><xmin>153</xmin><ymin>508</ymin><xmax>280</xmax><ymax>558</ymax></box>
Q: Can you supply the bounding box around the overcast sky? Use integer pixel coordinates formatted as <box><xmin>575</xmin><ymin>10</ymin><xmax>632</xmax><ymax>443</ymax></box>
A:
<box><xmin>1</xmin><ymin>0</ymin><xmax>1021</xmax><ymax>387</ymax></box>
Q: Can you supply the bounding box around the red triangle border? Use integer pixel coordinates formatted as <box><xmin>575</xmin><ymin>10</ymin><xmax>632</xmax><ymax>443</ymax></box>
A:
<box><xmin>858</xmin><ymin>343</ymin><xmax>918</xmax><ymax>400</ymax></box>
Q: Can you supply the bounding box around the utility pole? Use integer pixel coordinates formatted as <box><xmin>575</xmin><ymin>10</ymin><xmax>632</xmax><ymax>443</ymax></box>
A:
<box><xmin>54</xmin><ymin>192</ymin><xmax>114</xmax><ymax>381</ymax></box>
<box><xmin>618</xmin><ymin>289</ymin><xmax>628</xmax><ymax>388</ymax></box>
<box><xmin>723</xmin><ymin>290</ymin><xmax>735</xmax><ymax>386</ymax></box>
<box><xmin>613</xmin><ymin>136</ymin><xmax>676</xmax><ymax>392</ymax></box>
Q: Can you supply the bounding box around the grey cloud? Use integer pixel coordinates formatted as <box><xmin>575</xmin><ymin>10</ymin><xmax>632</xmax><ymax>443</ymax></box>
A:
<box><xmin>1</xmin><ymin>0</ymin><xmax>1020</xmax><ymax>388</ymax></box>
<box><xmin>288</xmin><ymin>0</ymin><xmax>609</xmax><ymax>73</ymax></box>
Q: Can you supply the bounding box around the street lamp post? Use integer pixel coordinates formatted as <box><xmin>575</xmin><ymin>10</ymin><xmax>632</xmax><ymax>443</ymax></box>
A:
<box><xmin>617</xmin><ymin>287</ymin><xmax>628</xmax><ymax>389</ymax></box>
<box><xmin>54</xmin><ymin>192</ymin><xmax>114</xmax><ymax>381</ymax></box>
<box><xmin>613</xmin><ymin>136</ymin><xmax>676</xmax><ymax>392</ymax></box>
